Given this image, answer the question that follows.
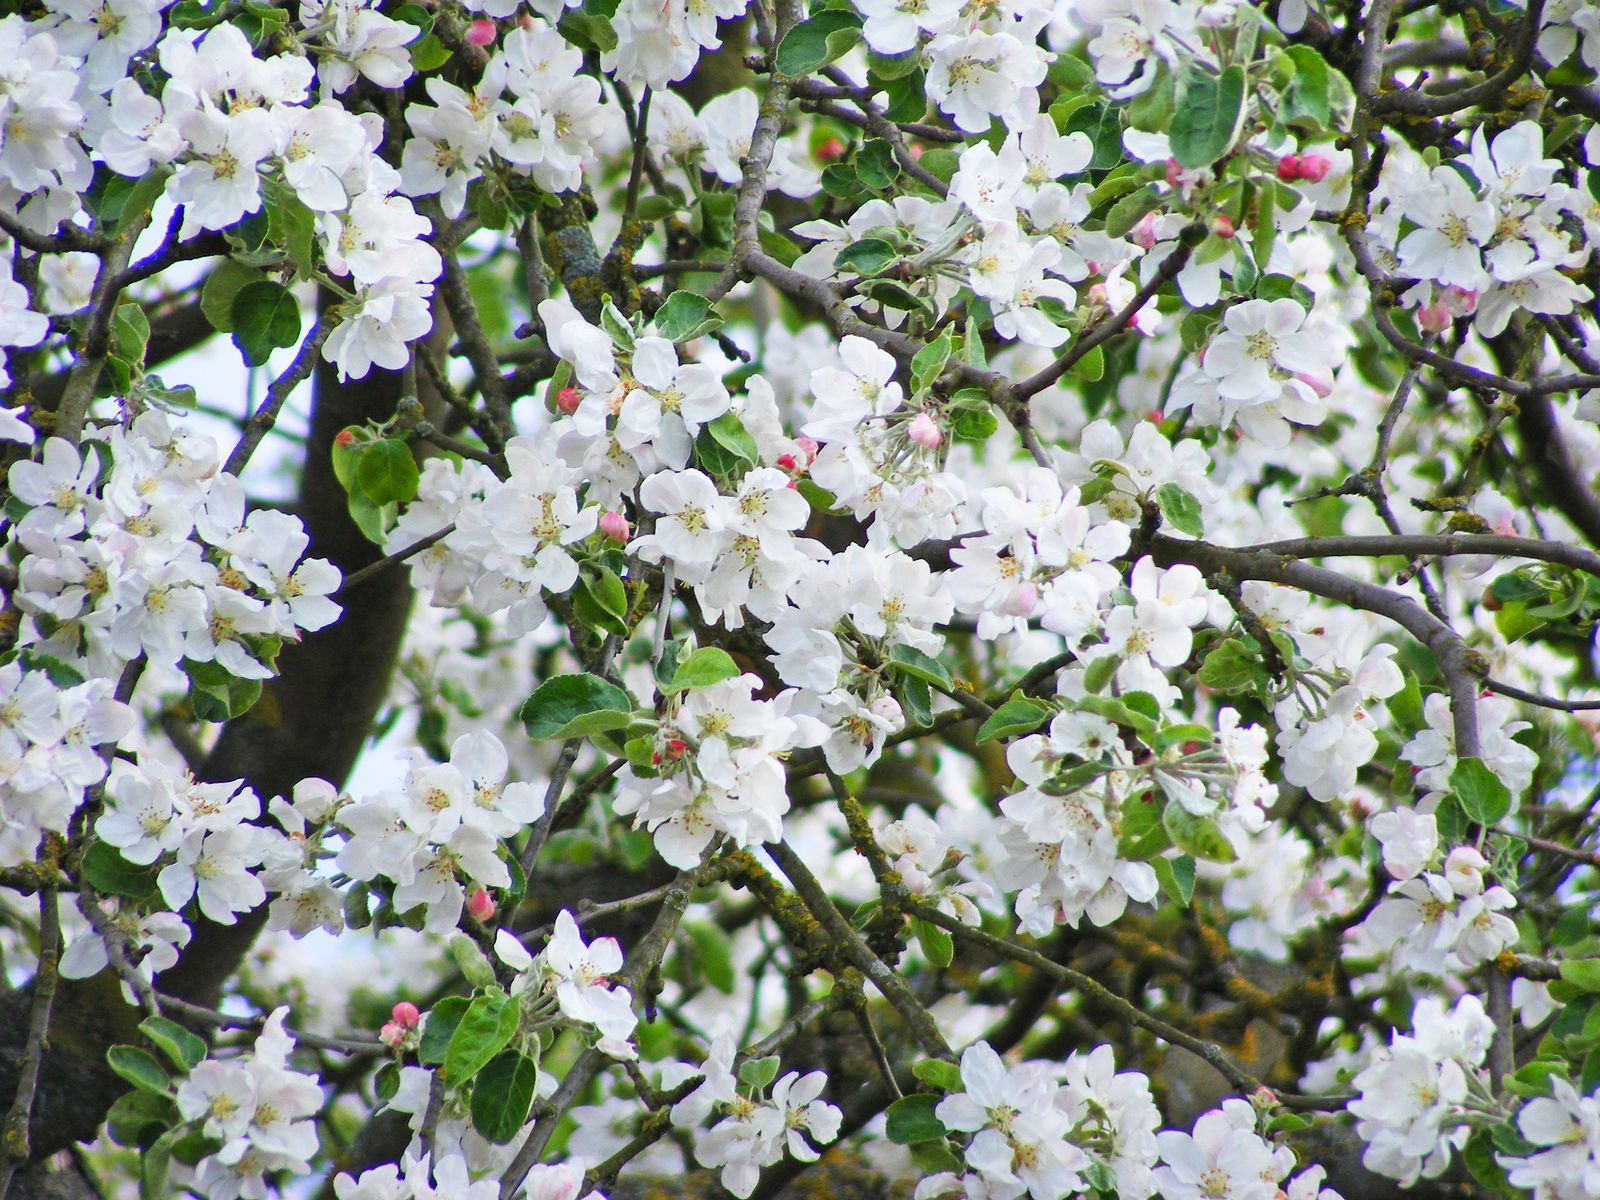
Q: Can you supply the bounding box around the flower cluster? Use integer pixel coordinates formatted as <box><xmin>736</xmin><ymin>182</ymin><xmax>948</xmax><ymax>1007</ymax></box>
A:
<box><xmin>1370</xmin><ymin>122</ymin><xmax>1595</xmax><ymax>337</ymax></box>
<box><xmin>670</xmin><ymin>1037</ymin><xmax>844</xmax><ymax>1199</ymax></box>
<box><xmin>7</xmin><ymin>419</ymin><xmax>338</xmax><ymax>678</ymax></box>
<box><xmin>1348</xmin><ymin>994</ymin><xmax>1497</xmax><ymax>1184</ymax></box>
<box><xmin>337</xmin><ymin>731</ymin><xmax>534</xmax><ymax>932</ymax></box>
<box><xmin>176</xmin><ymin>1009</ymin><xmax>325</xmax><ymax>1199</ymax></box>
<box><xmin>919</xmin><ymin>1040</ymin><xmax>1159</xmax><ymax>1200</ymax></box>
<box><xmin>494</xmin><ymin>910</ymin><xmax>638</xmax><ymax>1058</ymax></box>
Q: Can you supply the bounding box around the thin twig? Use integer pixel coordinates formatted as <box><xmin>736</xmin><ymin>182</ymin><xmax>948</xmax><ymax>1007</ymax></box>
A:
<box><xmin>0</xmin><ymin>880</ymin><xmax>63</xmax><ymax>1200</ymax></box>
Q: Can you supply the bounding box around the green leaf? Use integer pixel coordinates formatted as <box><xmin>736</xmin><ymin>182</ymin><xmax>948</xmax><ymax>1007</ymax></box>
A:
<box><xmin>1560</xmin><ymin>959</ymin><xmax>1600</xmax><ymax>994</ymax></box>
<box><xmin>1064</xmin><ymin>103</ymin><xmax>1123</xmax><ymax>171</ymax></box>
<box><xmin>888</xmin><ymin>644</ymin><xmax>953</xmax><ymax>690</ymax></box>
<box><xmin>1068</xmin><ymin>344</ymin><xmax>1105</xmax><ymax>382</ymax></box>
<box><xmin>444</xmin><ymin>990</ymin><xmax>521</xmax><ymax>1086</ymax></box>
<box><xmin>1196</xmin><ymin>639</ymin><xmax>1266</xmax><ymax>695</ymax></box>
<box><xmin>186</xmin><ymin>657</ymin><xmax>265</xmax><ymax>723</ymax></box>
<box><xmin>80</xmin><ymin>840</ymin><xmax>161</xmax><ymax>899</ymax></box>
<box><xmin>1162</xmin><ymin>804</ymin><xmax>1235</xmax><ymax>863</ymax></box>
<box><xmin>1074</xmin><ymin>695</ymin><xmax>1157</xmax><ymax>737</ymax></box>
<box><xmin>1253</xmin><ymin>178</ymin><xmax>1277</xmax><ymax>269</ymax></box>
<box><xmin>520</xmin><ymin>674</ymin><xmax>635</xmax><ymax>739</ymax></box>
<box><xmin>666</xmin><ymin>647</ymin><xmax>742</xmax><ymax>693</ymax></box>
<box><xmin>450</xmin><ymin>931</ymin><xmax>498</xmax><ymax>987</ymax></box>
<box><xmin>1104</xmin><ymin>184</ymin><xmax>1163</xmax><ymax>239</ymax></box>
<box><xmin>885</xmin><ymin>1093</ymin><xmax>946</xmax><ymax>1144</ymax></box>
<box><xmin>356</xmin><ymin>439</ymin><xmax>421</xmax><ymax>507</ymax></box>
<box><xmin>346</xmin><ymin>492</ymin><xmax>395</xmax><ymax>547</ymax></box>
<box><xmin>470</xmin><ymin>1050</ymin><xmax>540</xmax><ymax>1143</ymax></box>
<box><xmin>686</xmin><ymin>921</ymin><xmax>736</xmax><ymax>994</ymax></box>
<box><xmin>1153</xmin><ymin>855</ymin><xmax>1197</xmax><ymax>906</ymax></box>
<box><xmin>264</xmin><ymin>178</ymin><xmax>317</xmax><ymax>279</ymax></box>
<box><xmin>654</xmin><ymin>291</ymin><xmax>723</xmax><ymax>342</ymax></box>
<box><xmin>141</xmin><ymin>1126</ymin><xmax>184</xmax><ymax>1200</ymax></box>
<box><xmin>1117</xmin><ymin>797</ymin><xmax>1170</xmax><ymax>860</ymax></box>
<box><xmin>1170</xmin><ymin>65</ymin><xmax>1247</xmax><ymax>169</ymax></box>
<box><xmin>900</xmin><ymin>673</ymin><xmax>933</xmax><ymax>727</ymax></box>
<box><xmin>1279</xmin><ymin>45</ymin><xmax>1332</xmax><ymax>129</ymax></box>
<box><xmin>107</xmin><ymin>1045</ymin><xmax>172</xmax><ymax>1095</ymax></box>
<box><xmin>113</xmin><ymin>303</ymin><xmax>150</xmax><ymax>365</ymax></box>
<box><xmin>869</xmin><ymin>48</ymin><xmax>922</xmax><ymax>81</ymax></box>
<box><xmin>573</xmin><ymin>567</ymin><xmax>630</xmax><ymax>638</ymax></box>
<box><xmin>1452</xmin><ymin>757</ymin><xmax>1512</xmax><ymax>825</ymax></box>
<box><xmin>856</xmin><ymin>138</ymin><xmax>900</xmax><ymax>190</ymax></box>
<box><xmin>820</xmin><ymin>162</ymin><xmax>859</xmax><ymax>198</ymax></box>
<box><xmin>1389</xmin><ymin>673</ymin><xmax>1424</xmax><ymax>730</ymax></box>
<box><xmin>834</xmin><ymin>237</ymin><xmax>899</xmax><ymax>277</ymax></box>
<box><xmin>911</xmin><ymin>1058</ymin><xmax>965</xmax><ymax>1092</ymax></box>
<box><xmin>1462</xmin><ymin>1130</ymin><xmax>1513</xmax><ymax>1194</ymax></box>
<box><xmin>911</xmin><ymin>334</ymin><xmax>952</xmax><ymax>393</ymax></box>
<box><xmin>738</xmin><ymin>1055</ymin><xmax>781</xmax><ymax>1088</ymax></box>
<box><xmin>230</xmin><ymin>280</ymin><xmax>302</xmax><ymax>367</ymax></box>
<box><xmin>976</xmin><ymin>695</ymin><xmax>1052</xmax><ymax>744</ymax></box>
<box><xmin>556</xmin><ymin>11</ymin><xmax>617</xmax><ymax>52</ymax></box>
<box><xmin>406</xmin><ymin>31</ymin><xmax>450</xmax><ymax>68</ymax></box>
<box><xmin>913</xmin><ymin>918</ymin><xmax>954</xmax><ymax>968</ymax></box>
<box><xmin>703</xmin><ymin>411</ymin><xmax>760</xmax><ymax>467</ymax></box>
<box><xmin>1156</xmin><ymin>482</ymin><xmax>1204</xmax><ymax>537</ymax></box>
<box><xmin>139</xmin><ymin>1017</ymin><xmax>207</xmax><ymax>1073</ymax></box>
<box><xmin>106</xmin><ymin>1090</ymin><xmax>178</xmax><ymax>1149</ymax></box>
<box><xmin>949</xmin><ymin>398</ymin><xmax>998</xmax><ymax>444</ymax></box>
<box><xmin>774</xmin><ymin>10</ymin><xmax>862</xmax><ymax>77</ymax></box>
<box><xmin>111</xmin><ymin>169</ymin><xmax>170</xmax><ymax>240</ymax></box>
<box><xmin>419</xmin><ymin>996</ymin><xmax>472</xmax><ymax>1066</ymax></box>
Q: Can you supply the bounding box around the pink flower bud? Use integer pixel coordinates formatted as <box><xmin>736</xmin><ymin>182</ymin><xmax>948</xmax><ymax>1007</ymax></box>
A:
<box><xmin>1443</xmin><ymin>286</ymin><xmax>1478</xmax><ymax>316</ymax></box>
<box><xmin>1417</xmin><ymin>300</ymin><xmax>1453</xmax><ymax>333</ymax></box>
<box><xmin>335</xmin><ymin>429</ymin><xmax>357</xmax><ymax>449</ymax></box>
<box><xmin>794</xmin><ymin>437</ymin><xmax>820</xmax><ymax>466</ymax></box>
<box><xmin>1002</xmin><ymin>582</ymin><xmax>1039</xmax><ymax>617</ymax></box>
<box><xmin>523</xmin><ymin>1164</ymin><xmax>584</xmax><ymax>1200</ymax></box>
<box><xmin>1211</xmin><ymin>214</ymin><xmax>1235</xmax><ymax>239</ymax></box>
<box><xmin>467</xmin><ymin>889</ymin><xmax>495</xmax><ymax>922</ymax></box>
<box><xmin>1276</xmin><ymin>155</ymin><xmax>1301</xmax><ymax>182</ymax></box>
<box><xmin>1296</xmin><ymin>154</ymin><xmax>1332</xmax><ymax>183</ymax></box>
<box><xmin>1131</xmin><ymin>212</ymin><xmax>1159</xmax><ymax>250</ymax></box>
<box><xmin>1292</xmin><ymin>371</ymin><xmax>1334</xmax><ymax>399</ymax></box>
<box><xmin>815</xmin><ymin>136</ymin><xmax>845</xmax><ymax>164</ymax></box>
<box><xmin>907</xmin><ymin>412</ymin><xmax>942</xmax><ymax>449</ymax></box>
<box><xmin>869</xmin><ymin>695</ymin><xmax>905</xmax><ymax>730</ymax></box>
<box><xmin>392</xmin><ymin>1001</ymin><xmax>421</xmax><ymax>1029</ymax></box>
<box><xmin>599</xmin><ymin>510</ymin><xmax>630</xmax><ymax>543</ymax></box>
<box><xmin>380</xmin><ymin>1022</ymin><xmax>408</xmax><ymax>1048</ymax></box>
<box><xmin>1164</xmin><ymin>157</ymin><xmax>1184</xmax><ymax>188</ymax></box>
<box><xmin>1087</xmin><ymin>283</ymin><xmax>1109</xmax><ymax>306</ymax></box>
<box><xmin>555</xmin><ymin>386</ymin><xmax>581</xmax><ymax>415</ymax></box>
<box><xmin>1252</xmin><ymin>1085</ymin><xmax>1279</xmax><ymax>1109</ymax></box>
<box><xmin>465</xmin><ymin>18</ymin><xmax>496</xmax><ymax>45</ymax></box>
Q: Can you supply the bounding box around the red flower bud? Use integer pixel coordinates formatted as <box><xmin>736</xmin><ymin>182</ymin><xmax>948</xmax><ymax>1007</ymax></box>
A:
<box><xmin>815</xmin><ymin>137</ymin><xmax>845</xmax><ymax>164</ymax></box>
<box><xmin>1211</xmin><ymin>214</ymin><xmax>1235</xmax><ymax>239</ymax></box>
<box><xmin>556</xmin><ymin>386</ymin><xmax>581</xmax><ymax>415</ymax></box>
<box><xmin>599</xmin><ymin>511</ymin><xmax>630</xmax><ymax>543</ymax></box>
<box><xmin>1276</xmin><ymin>155</ymin><xmax>1301</xmax><ymax>182</ymax></box>
<box><xmin>1296</xmin><ymin>154</ymin><xmax>1332</xmax><ymax>183</ymax></box>
<box><xmin>391</xmin><ymin>1001</ymin><xmax>421</xmax><ymax>1029</ymax></box>
<box><xmin>465</xmin><ymin>18</ymin><xmax>496</xmax><ymax>45</ymax></box>
<box><xmin>467</xmin><ymin>889</ymin><xmax>495</xmax><ymax>922</ymax></box>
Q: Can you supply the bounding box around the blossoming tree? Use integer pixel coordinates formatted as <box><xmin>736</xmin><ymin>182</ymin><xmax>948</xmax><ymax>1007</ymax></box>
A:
<box><xmin>3</xmin><ymin>0</ymin><xmax>1600</xmax><ymax>1196</ymax></box>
